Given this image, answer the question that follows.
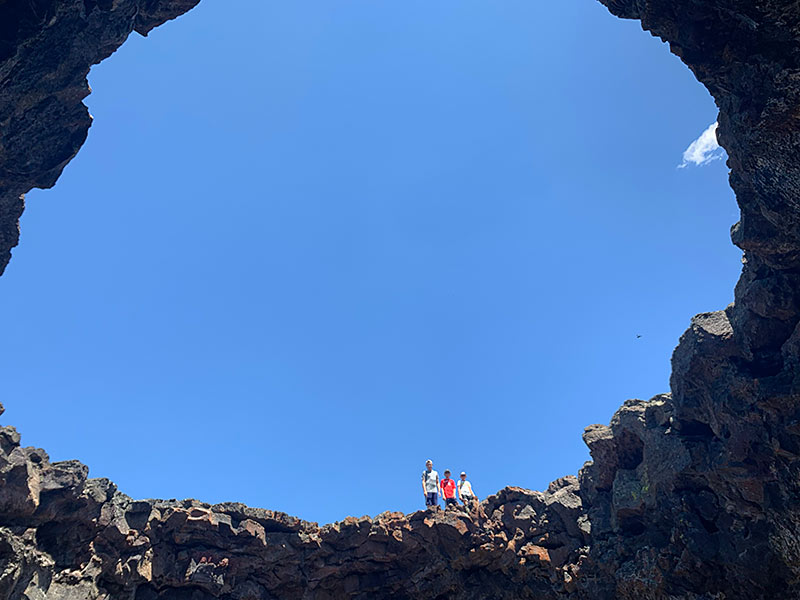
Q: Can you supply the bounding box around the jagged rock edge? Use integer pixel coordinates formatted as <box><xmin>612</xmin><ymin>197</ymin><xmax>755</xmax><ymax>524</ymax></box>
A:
<box><xmin>2</xmin><ymin>0</ymin><xmax>800</xmax><ymax>598</ymax></box>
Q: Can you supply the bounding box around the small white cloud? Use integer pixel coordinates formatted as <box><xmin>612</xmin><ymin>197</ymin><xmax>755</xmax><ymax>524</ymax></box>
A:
<box><xmin>679</xmin><ymin>122</ymin><xmax>725</xmax><ymax>168</ymax></box>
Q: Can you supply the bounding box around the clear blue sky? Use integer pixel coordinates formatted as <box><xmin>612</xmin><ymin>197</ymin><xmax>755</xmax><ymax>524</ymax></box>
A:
<box><xmin>0</xmin><ymin>0</ymin><xmax>739</xmax><ymax>524</ymax></box>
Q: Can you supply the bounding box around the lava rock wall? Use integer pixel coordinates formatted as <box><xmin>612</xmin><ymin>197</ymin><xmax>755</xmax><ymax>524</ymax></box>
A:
<box><xmin>2</xmin><ymin>0</ymin><xmax>800</xmax><ymax>598</ymax></box>
<box><xmin>578</xmin><ymin>1</ymin><xmax>800</xmax><ymax>597</ymax></box>
<box><xmin>0</xmin><ymin>0</ymin><xmax>200</xmax><ymax>275</ymax></box>
<box><xmin>0</xmin><ymin>402</ymin><xmax>585</xmax><ymax>599</ymax></box>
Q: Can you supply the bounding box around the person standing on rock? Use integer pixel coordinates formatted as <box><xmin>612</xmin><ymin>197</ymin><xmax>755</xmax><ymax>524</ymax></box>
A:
<box><xmin>458</xmin><ymin>471</ymin><xmax>476</xmax><ymax>511</ymax></box>
<box><xmin>421</xmin><ymin>460</ymin><xmax>440</xmax><ymax>509</ymax></box>
<box><xmin>440</xmin><ymin>470</ymin><xmax>458</xmax><ymax>509</ymax></box>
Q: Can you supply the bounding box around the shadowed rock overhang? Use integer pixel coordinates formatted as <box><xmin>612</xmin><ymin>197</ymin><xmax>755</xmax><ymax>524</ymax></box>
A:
<box><xmin>2</xmin><ymin>0</ymin><xmax>800</xmax><ymax>598</ymax></box>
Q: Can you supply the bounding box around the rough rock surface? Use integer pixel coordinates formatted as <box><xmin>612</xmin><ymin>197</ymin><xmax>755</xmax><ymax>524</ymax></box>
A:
<box><xmin>0</xmin><ymin>408</ymin><xmax>588</xmax><ymax>599</ymax></box>
<box><xmin>0</xmin><ymin>0</ymin><xmax>200</xmax><ymax>276</ymax></box>
<box><xmin>3</xmin><ymin>0</ymin><xmax>800</xmax><ymax>598</ymax></box>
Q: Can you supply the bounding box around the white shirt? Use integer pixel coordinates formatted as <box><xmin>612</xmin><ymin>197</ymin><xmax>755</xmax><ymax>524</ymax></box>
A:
<box><xmin>423</xmin><ymin>469</ymin><xmax>439</xmax><ymax>493</ymax></box>
<box><xmin>458</xmin><ymin>479</ymin><xmax>474</xmax><ymax>497</ymax></box>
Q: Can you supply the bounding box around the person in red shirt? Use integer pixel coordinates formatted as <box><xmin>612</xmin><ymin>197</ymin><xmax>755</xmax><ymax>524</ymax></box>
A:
<box><xmin>440</xmin><ymin>470</ymin><xmax>457</xmax><ymax>509</ymax></box>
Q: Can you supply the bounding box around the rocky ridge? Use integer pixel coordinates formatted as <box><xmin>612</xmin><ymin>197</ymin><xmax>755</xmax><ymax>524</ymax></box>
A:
<box><xmin>0</xmin><ymin>405</ymin><xmax>587</xmax><ymax>599</ymax></box>
<box><xmin>2</xmin><ymin>0</ymin><xmax>800</xmax><ymax>598</ymax></box>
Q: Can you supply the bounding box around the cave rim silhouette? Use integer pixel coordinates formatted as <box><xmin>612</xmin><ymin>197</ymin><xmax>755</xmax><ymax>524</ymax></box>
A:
<box><xmin>0</xmin><ymin>0</ymin><xmax>736</xmax><ymax>524</ymax></box>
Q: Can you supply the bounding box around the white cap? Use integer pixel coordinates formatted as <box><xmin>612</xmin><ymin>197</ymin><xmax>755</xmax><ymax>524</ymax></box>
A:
<box><xmin>460</xmin><ymin>471</ymin><xmax>466</xmax><ymax>475</ymax></box>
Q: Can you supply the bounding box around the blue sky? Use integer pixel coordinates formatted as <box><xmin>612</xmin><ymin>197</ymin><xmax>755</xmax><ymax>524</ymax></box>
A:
<box><xmin>0</xmin><ymin>0</ymin><xmax>739</xmax><ymax>524</ymax></box>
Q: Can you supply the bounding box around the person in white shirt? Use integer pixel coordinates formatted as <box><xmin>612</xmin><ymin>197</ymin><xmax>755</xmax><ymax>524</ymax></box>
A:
<box><xmin>421</xmin><ymin>460</ymin><xmax>440</xmax><ymax>510</ymax></box>
<box><xmin>458</xmin><ymin>471</ymin><xmax>477</xmax><ymax>511</ymax></box>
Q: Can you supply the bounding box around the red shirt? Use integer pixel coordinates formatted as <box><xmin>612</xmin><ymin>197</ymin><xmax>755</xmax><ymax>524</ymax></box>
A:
<box><xmin>440</xmin><ymin>478</ymin><xmax>456</xmax><ymax>499</ymax></box>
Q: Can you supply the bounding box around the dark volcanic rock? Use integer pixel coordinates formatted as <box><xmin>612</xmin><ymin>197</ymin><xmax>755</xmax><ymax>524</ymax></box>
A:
<box><xmin>0</xmin><ymin>0</ymin><xmax>200</xmax><ymax>276</ymax></box>
<box><xmin>0</xmin><ymin>410</ymin><xmax>584</xmax><ymax>599</ymax></box>
<box><xmin>3</xmin><ymin>0</ymin><xmax>800</xmax><ymax>598</ymax></box>
<box><xmin>579</xmin><ymin>1</ymin><xmax>800</xmax><ymax>597</ymax></box>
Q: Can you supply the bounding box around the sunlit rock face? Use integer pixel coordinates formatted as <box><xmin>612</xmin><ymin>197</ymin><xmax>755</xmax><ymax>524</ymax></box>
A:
<box><xmin>0</xmin><ymin>411</ymin><xmax>586</xmax><ymax>599</ymax></box>
<box><xmin>2</xmin><ymin>0</ymin><xmax>800</xmax><ymax>598</ymax></box>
